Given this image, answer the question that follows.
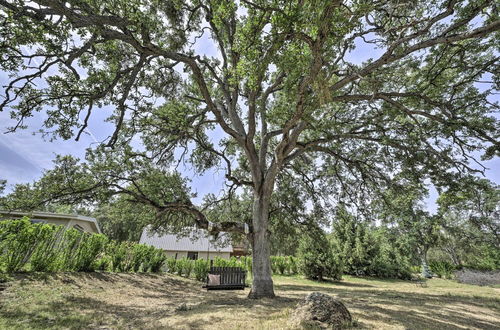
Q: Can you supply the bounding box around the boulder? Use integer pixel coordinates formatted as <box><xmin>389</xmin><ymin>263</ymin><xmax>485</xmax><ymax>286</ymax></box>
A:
<box><xmin>291</xmin><ymin>292</ymin><xmax>352</xmax><ymax>329</ymax></box>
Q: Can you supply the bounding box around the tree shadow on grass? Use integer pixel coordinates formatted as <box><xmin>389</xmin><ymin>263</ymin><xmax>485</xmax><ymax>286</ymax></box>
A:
<box><xmin>14</xmin><ymin>272</ymin><xmax>191</xmax><ymax>292</ymax></box>
<box><xmin>4</xmin><ymin>274</ymin><xmax>499</xmax><ymax>329</ymax></box>
<box><xmin>275</xmin><ymin>284</ymin><xmax>500</xmax><ymax>329</ymax></box>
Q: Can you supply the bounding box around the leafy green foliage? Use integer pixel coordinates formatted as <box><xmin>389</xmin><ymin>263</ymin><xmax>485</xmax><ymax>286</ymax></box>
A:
<box><xmin>0</xmin><ymin>218</ymin><xmax>41</xmax><ymax>272</ymax></box>
<box><xmin>166</xmin><ymin>257</ymin><xmax>177</xmax><ymax>274</ymax></box>
<box><xmin>30</xmin><ymin>224</ymin><xmax>66</xmax><ymax>272</ymax></box>
<box><xmin>297</xmin><ymin>227</ymin><xmax>342</xmax><ymax>281</ymax></box>
<box><xmin>0</xmin><ymin>219</ymin><xmax>165</xmax><ymax>274</ymax></box>
<box><xmin>193</xmin><ymin>259</ymin><xmax>210</xmax><ymax>281</ymax></box>
<box><xmin>428</xmin><ymin>261</ymin><xmax>455</xmax><ymax>279</ymax></box>
<box><xmin>73</xmin><ymin>234</ymin><xmax>109</xmax><ymax>272</ymax></box>
<box><xmin>94</xmin><ymin>197</ymin><xmax>153</xmax><ymax>242</ymax></box>
<box><xmin>331</xmin><ymin>207</ymin><xmax>413</xmax><ymax>279</ymax></box>
<box><xmin>164</xmin><ymin>255</ymin><xmax>298</xmax><ymax>282</ymax></box>
<box><xmin>331</xmin><ymin>207</ymin><xmax>379</xmax><ymax>276</ymax></box>
<box><xmin>368</xmin><ymin>232</ymin><xmax>413</xmax><ymax>280</ymax></box>
<box><xmin>271</xmin><ymin>256</ymin><xmax>287</xmax><ymax>275</ymax></box>
<box><xmin>434</xmin><ymin>178</ymin><xmax>500</xmax><ymax>271</ymax></box>
<box><xmin>0</xmin><ymin>1</ymin><xmax>498</xmax><ymax>297</ymax></box>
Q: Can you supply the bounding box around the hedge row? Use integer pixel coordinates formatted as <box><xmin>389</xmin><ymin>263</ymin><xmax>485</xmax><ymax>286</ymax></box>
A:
<box><xmin>163</xmin><ymin>255</ymin><xmax>300</xmax><ymax>282</ymax></box>
<box><xmin>0</xmin><ymin>218</ymin><xmax>166</xmax><ymax>273</ymax></box>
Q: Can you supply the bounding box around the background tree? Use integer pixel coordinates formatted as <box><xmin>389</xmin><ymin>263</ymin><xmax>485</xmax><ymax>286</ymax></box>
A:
<box><xmin>434</xmin><ymin>178</ymin><xmax>500</xmax><ymax>269</ymax></box>
<box><xmin>330</xmin><ymin>205</ymin><xmax>379</xmax><ymax>276</ymax></box>
<box><xmin>297</xmin><ymin>225</ymin><xmax>342</xmax><ymax>281</ymax></box>
<box><xmin>1</xmin><ymin>0</ymin><xmax>499</xmax><ymax>298</ymax></box>
<box><xmin>375</xmin><ymin>181</ymin><xmax>442</xmax><ymax>276</ymax></box>
<box><xmin>330</xmin><ymin>204</ymin><xmax>413</xmax><ymax>279</ymax></box>
<box><xmin>94</xmin><ymin>197</ymin><xmax>154</xmax><ymax>242</ymax></box>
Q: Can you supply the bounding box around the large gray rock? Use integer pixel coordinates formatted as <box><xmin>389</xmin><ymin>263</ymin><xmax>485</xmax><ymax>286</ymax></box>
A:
<box><xmin>291</xmin><ymin>292</ymin><xmax>352</xmax><ymax>329</ymax></box>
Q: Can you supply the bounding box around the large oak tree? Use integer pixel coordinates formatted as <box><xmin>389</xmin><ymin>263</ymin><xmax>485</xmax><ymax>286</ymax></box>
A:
<box><xmin>1</xmin><ymin>0</ymin><xmax>499</xmax><ymax>298</ymax></box>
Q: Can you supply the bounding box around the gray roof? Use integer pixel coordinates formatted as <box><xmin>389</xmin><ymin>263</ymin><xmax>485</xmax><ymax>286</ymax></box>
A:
<box><xmin>0</xmin><ymin>210</ymin><xmax>102</xmax><ymax>234</ymax></box>
<box><xmin>139</xmin><ymin>227</ymin><xmax>233</xmax><ymax>252</ymax></box>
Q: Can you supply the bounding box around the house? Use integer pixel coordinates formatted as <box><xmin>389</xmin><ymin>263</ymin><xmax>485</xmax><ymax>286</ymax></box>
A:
<box><xmin>0</xmin><ymin>210</ymin><xmax>102</xmax><ymax>234</ymax></box>
<box><xmin>139</xmin><ymin>227</ymin><xmax>234</xmax><ymax>260</ymax></box>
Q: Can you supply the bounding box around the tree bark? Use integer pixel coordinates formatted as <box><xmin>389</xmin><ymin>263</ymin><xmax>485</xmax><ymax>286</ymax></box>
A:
<box><xmin>248</xmin><ymin>188</ymin><xmax>275</xmax><ymax>299</ymax></box>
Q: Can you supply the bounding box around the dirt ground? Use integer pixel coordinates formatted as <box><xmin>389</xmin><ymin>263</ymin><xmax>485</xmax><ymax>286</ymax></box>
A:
<box><xmin>0</xmin><ymin>272</ymin><xmax>499</xmax><ymax>329</ymax></box>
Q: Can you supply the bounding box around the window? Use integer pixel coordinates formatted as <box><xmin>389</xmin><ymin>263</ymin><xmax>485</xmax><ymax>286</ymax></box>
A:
<box><xmin>73</xmin><ymin>224</ymin><xmax>85</xmax><ymax>232</ymax></box>
<box><xmin>187</xmin><ymin>252</ymin><xmax>198</xmax><ymax>260</ymax></box>
<box><xmin>30</xmin><ymin>219</ymin><xmax>47</xmax><ymax>224</ymax></box>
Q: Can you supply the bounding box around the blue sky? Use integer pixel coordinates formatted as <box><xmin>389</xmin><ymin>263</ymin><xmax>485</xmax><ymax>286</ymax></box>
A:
<box><xmin>0</xmin><ymin>25</ymin><xmax>498</xmax><ymax>212</ymax></box>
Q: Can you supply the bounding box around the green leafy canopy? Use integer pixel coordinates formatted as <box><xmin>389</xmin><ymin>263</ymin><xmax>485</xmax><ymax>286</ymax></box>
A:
<box><xmin>0</xmin><ymin>0</ymin><xmax>498</xmax><ymax>237</ymax></box>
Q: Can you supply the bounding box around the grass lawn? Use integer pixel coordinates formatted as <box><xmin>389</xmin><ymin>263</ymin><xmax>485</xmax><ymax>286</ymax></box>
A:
<box><xmin>0</xmin><ymin>272</ymin><xmax>499</xmax><ymax>329</ymax></box>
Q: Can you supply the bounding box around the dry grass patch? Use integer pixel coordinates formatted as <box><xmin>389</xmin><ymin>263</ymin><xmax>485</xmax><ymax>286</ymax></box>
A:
<box><xmin>0</xmin><ymin>272</ymin><xmax>498</xmax><ymax>329</ymax></box>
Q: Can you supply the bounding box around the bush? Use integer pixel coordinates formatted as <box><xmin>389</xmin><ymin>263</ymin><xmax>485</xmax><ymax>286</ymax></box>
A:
<box><xmin>108</xmin><ymin>241</ymin><xmax>129</xmax><ymax>272</ymax></box>
<box><xmin>130</xmin><ymin>244</ymin><xmax>151</xmax><ymax>272</ymax></box>
<box><xmin>146</xmin><ymin>248</ymin><xmax>167</xmax><ymax>273</ymax></box>
<box><xmin>59</xmin><ymin>228</ymin><xmax>85</xmax><ymax>271</ymax></box>
<box><xmin>288</xmin><ymin>256</ymin><xmax>298</xmax><ymax>275</ymax></box>
<box><xmin>30</xmin><ymin>224</ymin><xmax>66</xmax><ymax>272</ymax></box>
<box><xmin>0</xmin><ymin>219</ymin><xmax>166</xmax><ymax>274</ymax></box>
<box><xmin>429</xmin><ymin>260</ymin><xmax>455</xmax><ymax>279</ymax></box>
<box><xmin>193</xmin><ymin>259</ymin><xmax>209</xmax><ymax>281</ymax></box>
<box><xmin>73</xmin><ymin>234</ymin><xmax>108</xmax><ymax>272</ymax></box>
<box><xmin>297</xmin><ymin>229</ymin><xmax>343</xmax><ymax>281</ymax></box>
<box><xmin>242</xmin><ymin>256</ymin><xmax>252</xmax><ymax>272</ymax></box>
<box><xmin>271</xmin><ymin>256</ymin><xmax>288</xmax><ymax>275</ymax></box>
<box><xmin>183</xmin><ymin>258</ymin><xmax>194</xmax><ymax>277</ymax></box>
<box><xmin>175</xmin><ymin>258</ymin><xmax>186</xmax><ymax>276</ymax></box>
<box><xmin>330</xmin><ymin>215</ymin><xmax>413</xmax><ymax>280</ymax></box>
<box><xmin>166</xmin><ymin>257</ymin><xmax>177</xmax><ymax>274</ymax></box>
<box><xmin>0</xmin><ymin>219</ymin><xmax>42</xmax><ymax>272</ymax></box>
<box><xmin>367</xmin><ymin>238</ymin><xmax>413</xmax><ymax>280</ymax></box>
<box><xmin>238</xmin><ymin>256</ymin><xmax>251</xmax><ymax>272</ymax></box>
<box><xmin>94</xmin><ymin>255</ymin><xmax>112</xmax><ymax>271</ymax></box>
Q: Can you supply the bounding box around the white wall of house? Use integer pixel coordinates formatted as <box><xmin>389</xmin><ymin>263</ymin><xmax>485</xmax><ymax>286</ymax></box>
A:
<box><xmin>140</xmin><ymin>227</ymin><xmax>233</xmax><ymax>260</ymax></box>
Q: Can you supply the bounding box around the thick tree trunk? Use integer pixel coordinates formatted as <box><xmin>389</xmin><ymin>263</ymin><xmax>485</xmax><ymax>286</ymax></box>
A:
<box><xmin>248</xmin><ymin>191</ymin><xmax>275</xmax><ymax>299</ymax></box>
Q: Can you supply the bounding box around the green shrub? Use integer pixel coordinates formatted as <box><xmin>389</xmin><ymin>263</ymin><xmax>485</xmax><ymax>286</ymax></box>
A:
<box><xmin>59</xmin><ymin>228</ymin><xmax>85</xmax><ymax>271</ymax></box>
<box><xmin>288</xmin><ymin>256</ymin><xmax>298</xmax><ymax>275</ymax></box>
<box><xmin>0</xmin><ymin>220</ymin><xmax>164</xmax><ymax>274</ymax></box>
<box><xmin>130</xmin><ymin>244</ymin><xmax>150</xmax><ymax>272</ymax></box>
<box><xmin>107</xmin><ymin>241</ymin><xmax>129</xmax><ymax>272</ymax></box>
<box><xmin>166</xmin><ymin>257</ymin><xmax>177</xmax><ymax>274</ymax></box>
<box><xmin>0</xmin><ymin>219</ymin><xmax>43</xmax><ymax>272</ymax></box>
<box><xmin>94</xmin><ymin>255</ymin><xmax>112</xmax><ymax>272</ymax></box>
<box><xmin>193</xmin><ymin>259</ymin><xmax>209</xmax><ymax>281</ymax></box>
<box><xmin>271</xmin><ymin>256</ymin><xmax>287</xmax><ymax>275</ymax></box>
<box><xmin>429</xmin><ymin>260</ymin><xmax>455</xmax><ymax>279</ymax></box>
<box><xmin>298</xmin><ymin>229</ymin><xmax>343</xmax><ymax>281</ymax></box>
<box><xmin>367</xmin><ymin>239</ymin><xmax>413</xmax><ymax>280</ymax></box>
<box><xmin>175</xmin><ymin>258</ymin><xmax>186</xmax><ymax>276</ymax></box>
<box><xmin>270</xmin><ymin>256</ymin><xmax>278</xmax><ymax>274</ymax></box>
<box><xmin>212</xmin><ymin>257</ymin><xmax>228</xmax><ymax>267</ymax></box>
<box><xmin>0</xmin><ymin>219</ymin><xmax>194</xmax><ymax>275</ymax></box>
<box><xmin>144</xmin><ymin>247</ymin><xmax>166</xmax><ymax>273</ymax></box>
<box><xmin>30</xmin><ymin>224</ymin><xmax>65</xmax><ymax>272</ymax></box>
<box><xmin>410</xmin><ymin>265</ymin><xmax>421</xmax><ymax>274</ymax></box>
<box><xmin>242</xmin><ymin>256</ymin><xmax>252</xmax><ymax>272</ymax></box>
<box><xmin>183</xmin><ymin>258</ymin><xmax>194</xmax><ymax>277</ymax></box>
<box><xmin>73</xmin><ymin>234</ymin><xmax>108</xmax><ymax>272</ymax></box>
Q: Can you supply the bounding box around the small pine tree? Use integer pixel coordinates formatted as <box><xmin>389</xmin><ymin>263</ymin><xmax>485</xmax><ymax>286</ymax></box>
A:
<box><xmin>297</xmin><ymin>227</ymin><xmax>342</xmax><ymax>281</ymax></box>
<box><xmin>331</xmin><ymin>206</ymin><xmax>379</xmax><ymax>276</ymax></box>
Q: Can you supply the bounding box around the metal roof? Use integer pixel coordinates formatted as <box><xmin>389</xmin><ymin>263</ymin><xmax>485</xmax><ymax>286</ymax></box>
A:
<box><xmin>0</xmin><ymin>210</ymin><xmax>102</xmax><ymax>234</ymax></box>
<box><xmin>139</xmin><ymin>227</ymin><xmax>233</xmax><ymax>252</ymax></box>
